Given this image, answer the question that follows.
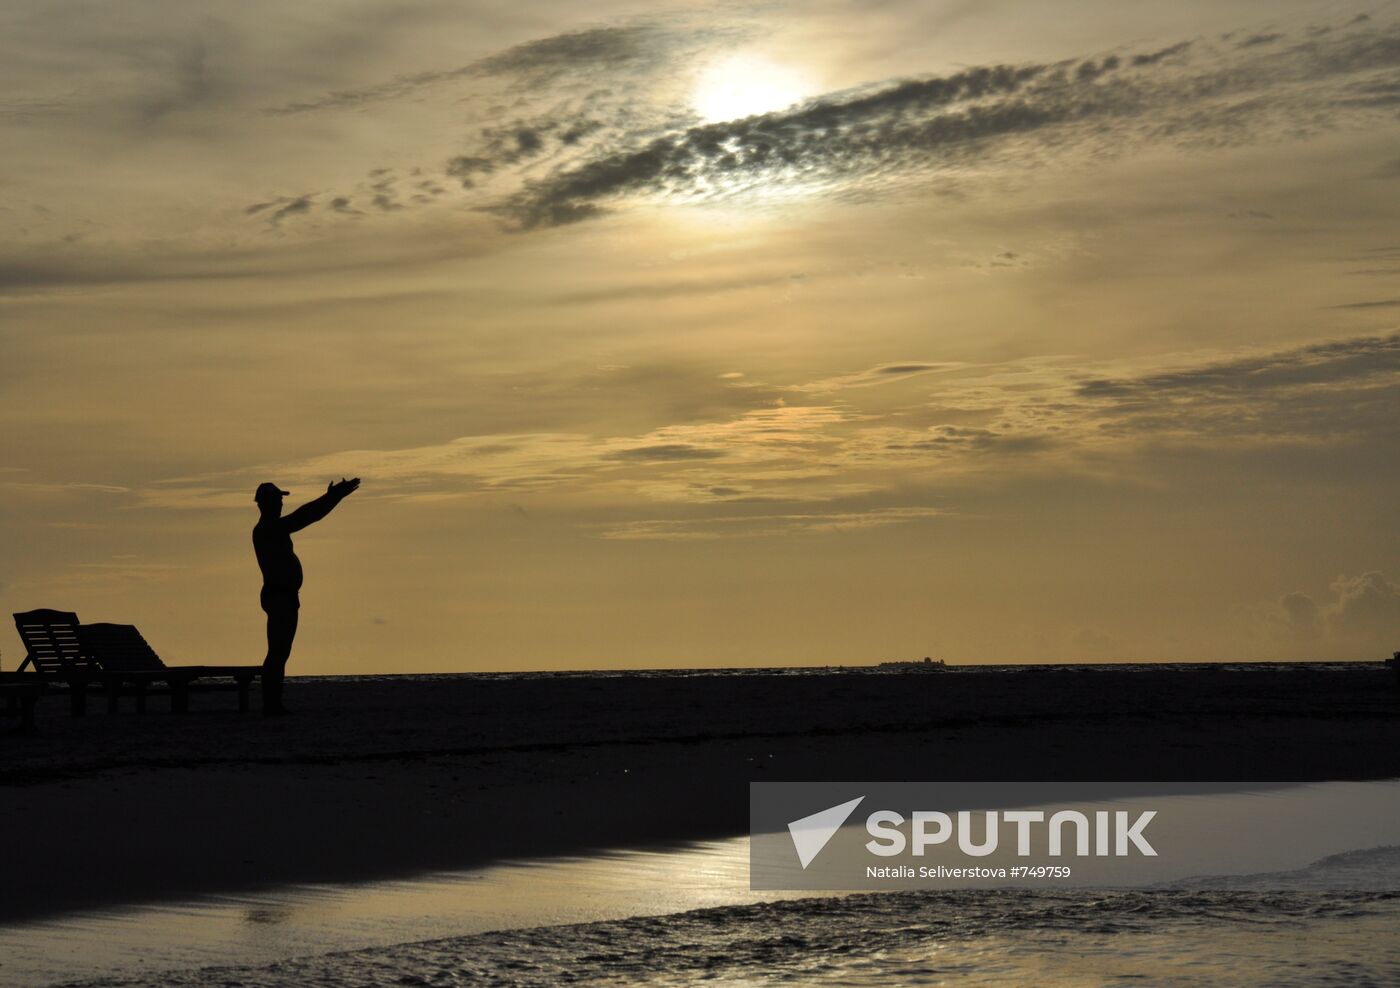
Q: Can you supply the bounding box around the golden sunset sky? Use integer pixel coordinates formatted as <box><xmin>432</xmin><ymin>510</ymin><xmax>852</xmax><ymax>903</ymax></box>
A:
<box><xmin>3</xmin><ymin>1</ymin><xmax>1398</xmax><ymax>672</ymax></box>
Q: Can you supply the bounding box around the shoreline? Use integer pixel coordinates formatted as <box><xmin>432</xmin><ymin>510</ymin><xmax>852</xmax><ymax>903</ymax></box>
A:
<box><xmin>4</xmin><ymin>665</ymin><xmax>1399</xmax><ymax>923</ymax></box>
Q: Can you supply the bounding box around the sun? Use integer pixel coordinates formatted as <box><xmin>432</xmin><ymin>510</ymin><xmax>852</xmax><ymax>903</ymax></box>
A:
<box><xmin>692</xmin><ymin>54</ymin><xmax>812</xmax><ymax>124</ymax></box>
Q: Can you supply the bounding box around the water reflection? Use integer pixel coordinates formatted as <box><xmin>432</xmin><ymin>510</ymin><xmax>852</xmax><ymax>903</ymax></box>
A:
<box><xmin>2</xmin><ymin>779</ymin><xmax>1398</xmax><ymax>987</ymax></box>
<box><xmin>241</xmin><ymin>907</ymin><xmax>292</xmax><ymax>926</ymax></box>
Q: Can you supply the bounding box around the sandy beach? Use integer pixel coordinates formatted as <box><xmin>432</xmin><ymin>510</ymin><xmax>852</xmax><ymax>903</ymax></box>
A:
<box><xmin>3</xmin><ymin>663</ymin><xmax>1398</xmax><ymax>925</ymax></box>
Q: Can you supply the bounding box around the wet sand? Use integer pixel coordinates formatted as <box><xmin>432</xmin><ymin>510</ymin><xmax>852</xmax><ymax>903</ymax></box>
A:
<box><xmin>3</xmin><ymin>665</ymin><xmax>1398</xmax><ymax>922</ymax></box>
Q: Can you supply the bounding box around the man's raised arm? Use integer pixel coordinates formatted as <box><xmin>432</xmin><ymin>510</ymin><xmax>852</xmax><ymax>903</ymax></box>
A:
<box><xmin>283</xmin><ymin>477</ymin><xmax>360</xmax><ymax>532</ymax></box>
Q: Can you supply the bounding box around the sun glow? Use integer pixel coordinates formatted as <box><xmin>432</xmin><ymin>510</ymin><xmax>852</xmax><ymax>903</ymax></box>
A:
<box><xmin>692</xmin><ymin>54</ymin><xmax>812</xmax><ymax>123</ymax></box>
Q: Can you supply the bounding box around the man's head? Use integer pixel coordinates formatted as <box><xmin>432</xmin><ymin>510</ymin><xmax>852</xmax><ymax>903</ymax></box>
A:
<box><xmin>255</xmin><ymin>482</ymin><xmax>289</xmax><ymax>512</ymax></box>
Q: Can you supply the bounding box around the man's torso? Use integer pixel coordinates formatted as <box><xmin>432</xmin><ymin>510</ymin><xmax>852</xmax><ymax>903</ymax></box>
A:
<box><xmin>253</xmin><ymin>518</ymin><xmax>303</xmax><ymax>591</ymax></box>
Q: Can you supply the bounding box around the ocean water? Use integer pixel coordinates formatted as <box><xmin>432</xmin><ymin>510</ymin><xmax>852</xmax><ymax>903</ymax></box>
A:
<box><xmin>304</xmin><ymin>659</ymin><xmax>1383</xmax><ymax>682</ymax></box>
<box><xmin>7</xmin><ymin>781</ymin><xmax>1400</xmax><ymax>988</ymax></box>
<box><xmin>41</xmin><ymin>881</ymin><xmax>1400</xmax><ymax>987</ymax></box>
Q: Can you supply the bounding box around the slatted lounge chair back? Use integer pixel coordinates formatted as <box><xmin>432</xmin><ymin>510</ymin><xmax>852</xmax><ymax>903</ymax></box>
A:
<box><xmin>12</xmin><ymin>609</ymin><xmax>95</xmax><ymax>676</ymax></box>
<box><xmin>77</xmin><ymin>623</ymin><xmax>168</xmax><ymax>673</ymax></box>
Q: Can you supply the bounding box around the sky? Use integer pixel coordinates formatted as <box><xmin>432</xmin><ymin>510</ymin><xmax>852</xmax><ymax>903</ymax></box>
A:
<box><xmin>3</xmin><ymin>0</ymin><xmax>1399</xmax><ymax>673</ymax></box>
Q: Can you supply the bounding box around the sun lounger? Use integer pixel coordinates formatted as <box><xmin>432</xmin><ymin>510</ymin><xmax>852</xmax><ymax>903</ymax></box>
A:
<box><xmin>78</xmin><ymin>622</ymin><xmax>259</xmax><ymax>713</ymax></box>
<box><xmin>12</xmin><ymin>609</ymin><xmax>101</xmax><ymax>714</ymax></box>
<box><xmin>13</xmin><ymin>609</ymin><xmax>259</xmax><ymax>714</ymax></box>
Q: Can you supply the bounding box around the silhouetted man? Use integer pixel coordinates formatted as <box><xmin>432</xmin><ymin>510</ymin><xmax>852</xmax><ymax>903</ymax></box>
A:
<box><xmin>253</xmin><ymin>477</ymin><xmax>359</xmax><ymax>714</ymax></box>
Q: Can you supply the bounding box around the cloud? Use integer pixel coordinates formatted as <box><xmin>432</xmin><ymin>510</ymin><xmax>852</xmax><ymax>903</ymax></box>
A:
<box><xmin>1076</xmin><ymin>333</ymin><xmax>1400</xmax><ymax>400</ymax></box>
<box><xmin>1329</xmin><ymin>298</ymin><xmax>1400</xmax><ymax>309</ymax></box>
<box><xmin>123</xmin><ymin>332</ymin><xmax>1399</xmax><ymax>551</ymax></box>
<box><xmin>0</xmin><ymin>480</ymin><xmax>133</xmax><ymax>516</ymax></box>
<box><xmin>945</xmin><ymin>333</ymin><xmax>1397</xmax><ymax>459</ymax></box>
<box><xmin>1327</xmin><ymin>572</ymin><xmax>1400</xmax><ymax>639</ymax></box>
<box><xmin>266</xmin><ymin>23</ymin><xmax>711</xmax><ymax>116</ymax></box>
<box><xmin>796</xmin><ymin>362</ymin><xmax>965</xmax><ymax>393</ymax></box>
<box><xmin>62</xmin><ymin>561</ymin><xmax>187</xmax><ymax>588</ymax></box>
<box><xmin>1272</xmin><ymin>572</ymin><xmax>1400</xmax><ymax>648</ymax></box>
<box><xmin>492</xmin><ymin>60</ymin><xmax>1050</xmax><ymax>228</ymax></box>
<box><xmin>604</xmin><ymin>443</ymin><xmax>726</xmax><ymax>461</ymax></box>
<box><xmin>1278</xmin><ymin>591</ymin><xmax>1321</xmax><ymax>640</ymax></box>
<box><xmin>447</xmin><ymin>118</ymin><xmax>608</xmax><ymax>188</ymax></box>
<box><xmin>245</xmin><ymin>168</ymin><xmax>458</xmax><ymax>225</ymax></box>
<box><xmin>1130</xmin><ymin>41</ymin><xmax>1193</xmax><ymax>67</ymax></box>
<box><xmin>247</xmin><ymin>13</ymin><xmax>1398</xmax><ymax>233</ymax></box>
<box><xmin>885</xmin><ymin>425</ymin><xmax>1055</xmax><ymax>456</ymax></box>
<box><xmin>246</xmin><ymin>194</ymin><xmax>315</xmax><ymax>226</ymax></box>
<box><xmin>0</xmin><ymin>96</ymin><xmax>69</xmax><ymax>121</ymax></box>
<box><xmin>486</xmin><ymin>16</ymin><xmax>1400</xmax><ymax>229</ymax></box>
<box><xmin>548</xmin><ymin>271</ymin><xmax>806</xmax><ymax>306</ymax></box>
<box><xmin>1327</xmin><ymin>574</ymin><xmax>1400</xmax><ymax>644</ymax></box>
<box><xmin>475</xmin><ymin>24</ymin><xmax>674</xmax><ymax>78</ymax></box>
<box><xmin>137</xmin><ymin>401</ymin><xmax>851</xmax><ymax>515</ymax></box>
<box><xmin>1068</xmin><ymin>625</ymin><xmax>1120</xmax><ymax>656</ymax></box>
<box><xmin>594</xmin><ymin>506</ymin><xmax>945</xmax><ymax>540</ymax></box>
<box><xmin>137</xmin><ymin>40</ymin><xmax>218</xmax><ymax>122</ymax></box>
<box><xmin>0</xmin><ymin>220</ymin><xmax>499</xmax><ymax>294</ymax></box>
<box><xmin>863</xmin><ymin>332</ymin><xmax>1400</xmax><ymax>470</ymax></box>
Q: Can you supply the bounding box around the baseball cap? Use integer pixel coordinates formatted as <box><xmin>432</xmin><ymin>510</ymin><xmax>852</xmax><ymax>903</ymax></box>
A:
<box><xmin>255</xmin><ymin>482</ymin><xmax>290</xmax><ymax>502</ymax></box>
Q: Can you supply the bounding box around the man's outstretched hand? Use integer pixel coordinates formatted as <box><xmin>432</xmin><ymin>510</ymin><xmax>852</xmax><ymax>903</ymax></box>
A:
<box><xmin>328</xmin><ymin>477</ymin><xmax>361</xmax><ymax>499</ymax></box>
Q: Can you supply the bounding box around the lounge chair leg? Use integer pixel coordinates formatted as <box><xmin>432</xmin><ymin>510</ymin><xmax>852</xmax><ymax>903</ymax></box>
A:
<box><xmin>171</xmin><ymin>683</ymin><xmax>189</xmax><ymax>714</ymax></box>
<box><xmin>136</xmin><ymin>685</ymin><xmax>148</xmax><ymax>714</ymax></box>
<box><xmin>107</xmin><ymin>681</ymin><xmax>120</xmax><ymax>714</ymax></box>
<box><xmin>69</xmin><ymin>679</ymin><xmax>87</xmax><ymax>716</ymax></box>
